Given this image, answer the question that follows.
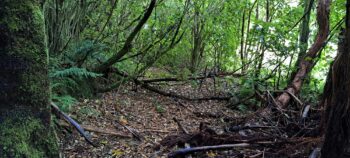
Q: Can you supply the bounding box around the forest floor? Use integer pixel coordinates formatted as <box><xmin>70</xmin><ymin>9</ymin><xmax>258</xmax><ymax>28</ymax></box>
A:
<box><xmin>58</xmin><ymin>78</ymin><xmax>320</xmax><ymax>158</ymax></box>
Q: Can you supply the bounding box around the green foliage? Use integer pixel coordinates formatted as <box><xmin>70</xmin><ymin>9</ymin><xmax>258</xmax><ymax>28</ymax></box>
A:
<box><xmin>50</xmin><ymin>67</ymin><xmax>102</xmax><ymax>79</ymax></box>
<box><xmin>153</xmin><ymin>100</ymin><xmax>166</xmax><ymax>114</ymax></box>
<box><xmin>238</xmin><ymin>104</ymin><xmax>249</xmax><ymax>113</ymax></box>
<box><xmin>51</xmin><ymin>94</ymin><xmax>77</xmax><ymax>112</ymax></box>
<box><xmin>43</xmin><ymin>0</ymin><xmax>347</xmax><ymax>113</ymax></box>
<box><xmin>78</xmin><ymin>106</ymin><xmax>101</xmax><ymax>118</ymax></box>
<box><xmin>49</xmin><ymin>67</ymin><xmax>101</xmax><ymax>111</ymax></box>
<box><xmin>238</xmin><ymin>77</ymin><xmax>255</xmax><ymax>98</ymax></box>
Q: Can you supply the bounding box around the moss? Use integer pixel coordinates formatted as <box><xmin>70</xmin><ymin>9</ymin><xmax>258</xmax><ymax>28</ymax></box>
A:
<box><xmin>1</xmin><ymin>0</ymin><xmax>50</xmax><ymax>108</ymax></box>
<box><xmin>0</xmin><ymin>0</ymin><xmax>59</xmax><ymax>157</ymax></box>
<box><xmin>0</xmin><ymin>113</ymin><xmax>59</xmax><ymax>158</ymax></box>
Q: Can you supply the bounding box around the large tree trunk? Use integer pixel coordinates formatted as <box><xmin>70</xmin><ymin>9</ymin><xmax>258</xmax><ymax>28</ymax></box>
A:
<box><xmin>0</xmin><ymin>0</ymin><xmax>59</xmax><ymax>157</ymax></box>
<box><xmin>275</xmin><ymin>0</ymin><xmax>331</xmax><ymax>109</ymax></box>
<box><xmin>321</xmin><ymin>0</ymin><xmax>350</xmax><ymax>157</ymax></box>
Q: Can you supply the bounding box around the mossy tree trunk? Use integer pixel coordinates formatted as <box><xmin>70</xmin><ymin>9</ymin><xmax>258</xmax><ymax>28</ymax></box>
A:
<box><xmin>0</xmin><ymin>0</ymin><xmax>59</xmax><ymax>157</ymax></box>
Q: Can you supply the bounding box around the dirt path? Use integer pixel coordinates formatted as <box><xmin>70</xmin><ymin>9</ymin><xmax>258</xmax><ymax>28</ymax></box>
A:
<box><xmin>58</xmin><ymin>82</ymin><xmax>239</xmax><ymax>158</ymax></box>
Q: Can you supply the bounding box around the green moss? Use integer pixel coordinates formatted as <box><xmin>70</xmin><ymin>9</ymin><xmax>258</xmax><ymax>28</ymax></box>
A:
<box><xmin>0</xmin><ymin>1</ymin><xmax>59</xmax><ymax>157</ymax></box>
<box><xmin>0</xmin><ymin>114</ymin><xmax>59</xmax><ymax>158</ymax></box>
<box><xmin>1</xmin><ymin>0</ymin><xmax>50</xmax><ymax>108</ymax></box>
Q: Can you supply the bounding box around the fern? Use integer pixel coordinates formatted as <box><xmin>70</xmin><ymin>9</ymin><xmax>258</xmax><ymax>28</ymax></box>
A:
<box><xmin>64</xmin><ymin>40</ymin><xmax>107</xmax><ymax>67</ymax></box>
<box><xmin>50</xmin><ymin>67</ymin><xmax>102</xmax><ymax>79</ymax></box>
<box><xmin>51</xmin><ymin>94</ymin><xmax>77</xmax><ymax>112</ymax></box>
<box><xmin>49</xmin><ymin>40</ymin><xmax>107</xmax><ymax>112</ymax></box>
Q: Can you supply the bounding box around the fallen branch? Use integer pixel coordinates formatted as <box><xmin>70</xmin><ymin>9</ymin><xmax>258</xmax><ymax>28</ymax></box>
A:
<box><xmin>112</xmin><ymin>68</ymin><xmax>232</xmax><ymax>101</ymax></box>
<box><xmin>141</xmin><ymin>72</ymin><xmax>243</xmax><ymax>83</ymax></box>
<box><xmin>173</xmin><ymin>117</ymin><xmax>189</xmax><ymax>134</ymax></box>
<box><xmin>284</xmin><ymin>90</ymin><xmax>304</xmax><ymax>106</ymax></box>
<box><xmin>227</xmin><ymin>125</ymin><xmax>278</xmax><ymax>132</ymax></box>
<box><xmin>59</xmin><ymin>122</ymin><xmax>132</xmax><ymax>138</ymax></box>
<box><xmin>228</xmin><ymin>94</ymin><xmax>255</xmax><ymax>107</ymax></box>
<box><xmin>135</xmin><ymin>77</ymin><xmax>232</xmax><ymax>101</ymax></box>
<box><xmin>168</xmin><ymin>143</ymin><xmax>250</xmax><ymax>158</ymax></box>
<box><xmin>115</xmin><ymin>120</ymin><xmax>143</xmax><ymax>141</ymax></box>
<box><xmin>51</xmin><ymin>102</ymin><xmax>97</xmax><ymax>147</ymax></box>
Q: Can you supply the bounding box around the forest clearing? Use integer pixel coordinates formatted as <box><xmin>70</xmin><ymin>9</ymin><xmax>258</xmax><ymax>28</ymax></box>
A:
<box><xmin>0</xmin><ymin>0</ymin><xmax>349</xmax><ymax>157</ymax></box>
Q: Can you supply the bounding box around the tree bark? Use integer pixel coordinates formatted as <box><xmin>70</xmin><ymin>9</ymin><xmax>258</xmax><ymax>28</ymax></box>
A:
<box><xmin>275</xmin><ymin>0</ymin><xmax>331</xmax><ymax>109</ymax></box>
<box><xmin>289</xmin><ymin>0</ymin><xmax>314</xmax><ymax>82</ymax></box>
<box><xmin>321</xmin><ymin>0</ymin><xmax>350</xmax><ymax>157</ymax></box>
<box><xmin>190</xmin><ymin>0</ymin><xmax>205</xmax><ymax>73</ymax></box>
<box><xmin>0</xmin><ymin>0</ymin><xmax>59</xmax><ymax>157</ymax></box>
<box><xmin>94</xmin><ymin>0</ymin><xmax>156</xmax><ymax>73</ymax></box>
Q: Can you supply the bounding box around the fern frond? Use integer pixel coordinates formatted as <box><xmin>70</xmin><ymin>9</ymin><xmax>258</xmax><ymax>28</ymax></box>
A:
<box><xmin>50</xmin><ymin>67</ymin><xmax>102</xmax><ymax>79</ymax></box>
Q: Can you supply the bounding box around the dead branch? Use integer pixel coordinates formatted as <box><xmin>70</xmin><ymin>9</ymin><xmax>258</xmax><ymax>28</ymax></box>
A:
<box><xmin>135</xmin><ymin>78</ymin><xmax>232</xmax><ymax>101</ymax></box>
<box><xmin>227</xmin><ymin>125</ymin><xmax>278</xmax><ymax>132</ymax></box>
<box><xmin>52</xmin><ymin>102</ymin><xmax>97</xmax><ymax>147</ymax></box>
<box><xmin>59</xmin><ymin>122</ymin><xmax>132</xmax><ymax>138</ymax></box>
<box><xmin>228</xmin><ymin>94</ymin><xmax>255</xmax><ymax>107</ymax></box>
<box><xmin>115</xmin><ymin>120</ymin><xmax>143</xmax><ymax>141</ymax></box>
<box><xmin>141</xmin><ymin>72</ymin><xmax>243</xmax><ymax>83</ymax></box>
<box><xmin>168</xmin><ymin>143</ymin><xmax>250</xmax><ymax>158</ymax></box>
<box><xmin>173</xmin><ymin>117</ymin><xmax>189</xmax><ymax>134</ymax></box>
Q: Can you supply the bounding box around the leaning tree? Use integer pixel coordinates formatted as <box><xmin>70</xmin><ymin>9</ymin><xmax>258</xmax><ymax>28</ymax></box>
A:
<box><xmin>0</xmin><ymin>0</ymin><xmax>59</xmax><ymax>157</ymax></box>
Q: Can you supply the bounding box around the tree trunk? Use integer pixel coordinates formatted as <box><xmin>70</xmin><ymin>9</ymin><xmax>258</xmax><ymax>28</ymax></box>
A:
<box><xmin>0</xmin><ymin>0</ymin><xmax>59</xmax><ymax>157</ymax></box>
<box><xmin>239</xmin><ymin>7</ymin><xmax>246</xmax><ymax>73</ymax></box>
<box><xmin>321</xmin><ymin>0</ymin><xmax>350</xmax><ymax>157</ymax></box>
<box><xmin>275</xmin><ymin>0</ymin><xmax>331</xmax><ymax>109</ymax></box>
<box><xmin>289</xmin><ymin>0</ymin><xmax>314</xmax><ymax>82</ymax></box>
<box><xmin>190</xmin><ymin>0</ymin><xmax>205</xmax><ymax>73</ymax></box>
<box><xmin>94</xmin><ymin>0</ymin><xmax>156</xmax><ymax>73</ymax></box>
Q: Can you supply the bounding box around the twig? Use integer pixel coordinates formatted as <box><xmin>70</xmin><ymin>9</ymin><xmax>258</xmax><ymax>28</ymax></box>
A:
<box><xmin>173</xmin><ymin>117</ymin><xmax>189</xmax><ymax>134</ymax></box>
<box><xmin>227</xmin><ymin>125</ymin><xmax>278</xmax><ymax>132</ymax></box>
<box><xmin>168</xmin><ymin>143</ymin><xmax>250</xmax><ymax>158</ymax></box>
<box><xmin>115</xmin><ymin>120</ymin><xmax>143</xmax><ymax>141</ymax></box>
<box><xmin>142</xmin><ymin>129</ymin><xmax>172</xmax><ymax>133</ymax></box>
<box><xmin>228</xmin><ymin>94</ymin><xmax>255</xmax><ymax>107</ymax></box>
<box><xmin>267</xmin><ymin>91</ymin><xmax>290</xmax><ymax>119</ymax></box>
<box><xmin>284</xmin><ymin>90</ymin><xmax>304</xmax><ymax>106</ymax></box>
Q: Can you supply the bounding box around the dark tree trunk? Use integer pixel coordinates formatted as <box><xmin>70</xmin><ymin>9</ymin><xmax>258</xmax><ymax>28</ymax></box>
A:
<box><xmin>321</xmin><ymin>0</ymin><xmax>350</xmax><ymax>157</ymax></box>
<box><xmin>0</xmin><ymin>0</ymin><xmax>59</xmax><ymax>157</ymax></box>
<box><xmin>94</xmin><ymin>0</ymin><xmax>156</xmax><ymax>73</ymax></box>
